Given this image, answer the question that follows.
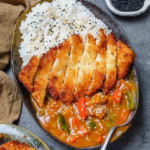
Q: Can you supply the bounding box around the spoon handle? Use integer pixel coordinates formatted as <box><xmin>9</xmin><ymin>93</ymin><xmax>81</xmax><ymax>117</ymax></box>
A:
<box><xmin>100</xmin><ymin>126</ymin><xmax>117</xmax><ymax>150</ymax></box>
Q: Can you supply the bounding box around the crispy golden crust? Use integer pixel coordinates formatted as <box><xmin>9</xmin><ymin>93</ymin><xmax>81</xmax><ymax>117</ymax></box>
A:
<box><xmin>74</xmin><ymin>34</ymin><xmax>97</xmax><ymax>99</ymax></box>
<box><xmin>86</xmin><ymin>29</ymin><xmax>107</xmax><ymax>96</ymax></box>
<box><xmin>31</xmin><ymin>47</ymin><xmax>57</xmax><ymax>108</ymax></box>
<box><xmin>18</xmin><ymin>56</ymin><xmax>39</xmax><ymax>93</ymax></box>
<box><xmin>60</xmin><ymin>35</ymin><xmax>84</xmax><ymax>102</ymax></box>
<box><xmin>47</xmin><ymin>39</ymin><xmax>71</xmax><ymax>99</ymax></box>
<box><xmin>117</xmin><ymin>40</ymin><xmax>135</xmax><ymax>80</ymax></box>
<box><xmin>1</xmin><ymin>141</ymin><xmax>36</xmax><ymax>150</ymax></box>
<box><xmin>103</xmin><ymin>33</ymin><xmax>117</xmax><ymax>94</ymax></box>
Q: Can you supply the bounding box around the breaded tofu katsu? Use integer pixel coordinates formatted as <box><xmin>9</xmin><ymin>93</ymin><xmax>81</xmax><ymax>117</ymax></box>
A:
<box><xmin>117</xmin><ymin>40</ymin><xmax>135</xmax><ymax>80</ymax></box>
<box><xmin>47</xmin><ymin>39</ymin><xmax>71</xmax><ymax>100</ymax></box>
<box><xmin>86</xmin><ymin>29</ymin><xmax>107</xmax><ymax>96</ymax></box>
<box><xmin>18</xmin><ymin>56</ymin><xmax>39</xmax><ymax>93</ymax></box>
<box><xmin>31</xmin><ymin>47</ymin><xmax>57</xmax><ymax>107</ymax></box>
<box><xmin>103</xmin><ymin>33</ymin><xmax>117</xmax><ymax>94</ymax></box>
<box><xmin>0</xmin><ymin>141</ymin><xmax>36</xmax><ymax>150</ymax></box>
<box><xmin>74</xmin><ymin>34</ymin><xmax>97</xmax><ymax>99</ymax></box>
<box><xmin>18</xmin><ymin>29</ymin><xmax>135</xmax><ymax>107</ymax></box>
<box><xmin>60</xmin><ymin>35</ymin><xmax>84</xmax><ymax>102</ymax></box>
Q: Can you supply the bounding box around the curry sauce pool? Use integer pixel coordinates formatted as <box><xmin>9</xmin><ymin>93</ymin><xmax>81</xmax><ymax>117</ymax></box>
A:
<box><xmin>31</xmin><ymin>79</ymin><xmax>137</xmax><ymax>148</ymax></box>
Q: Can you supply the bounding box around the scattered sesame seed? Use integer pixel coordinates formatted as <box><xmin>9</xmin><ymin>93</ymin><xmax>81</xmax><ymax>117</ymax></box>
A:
<box><xmin>20</xmin><ymin>0</ymin><xmax>109</xmax><ymax>66</ymax></box>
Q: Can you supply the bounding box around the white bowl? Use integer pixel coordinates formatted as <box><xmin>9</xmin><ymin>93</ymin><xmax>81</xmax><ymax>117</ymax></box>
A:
<box><xmin>105</xmin><ymin>0</ymin><xmax>150</xmax><ymax>17</ymax></box>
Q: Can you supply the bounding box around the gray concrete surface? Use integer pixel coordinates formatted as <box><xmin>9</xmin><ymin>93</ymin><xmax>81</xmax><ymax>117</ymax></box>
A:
<box><xmin>5</xmin><ymin>0</ymin><xmax>150</xmax><ymax>150</ymax></box>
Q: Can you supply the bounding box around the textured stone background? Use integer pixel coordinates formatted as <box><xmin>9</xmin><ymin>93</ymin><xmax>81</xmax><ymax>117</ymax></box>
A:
<box><xmin>6</xmin><ymin>0</ymin><xmax>150</xmax><ymax>150</ymax></box>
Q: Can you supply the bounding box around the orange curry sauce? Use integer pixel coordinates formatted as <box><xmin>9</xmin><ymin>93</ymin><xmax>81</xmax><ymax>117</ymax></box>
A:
<box><xmin>31</xmin><ymin>79</ymin><xmax>137</xmax><ymax>148</ymax></box>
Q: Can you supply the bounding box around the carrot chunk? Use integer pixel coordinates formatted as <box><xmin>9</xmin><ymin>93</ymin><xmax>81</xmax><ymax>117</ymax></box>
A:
<box><xmin>68</xmin><ymin>117</ymin><xmax>89</xmax><ymax>143</ymax></box>
<box><xmin>77</xmin><ymin>97</ymin><xmax>87</xmax><ymax>119</ymax></box>
<box><xmin>69</xmin><ymin>135</ymin><xmax>78</xmax><ymax>143</ymax></box>
<box><xmin>112</xmin><ymin>89</ymin><xmax>122</xmax><ymax>103</ymax></box>
<box><xmin>97</xmin><ymin>136</ymin><xmax>103</xmax><ymax>143</ymax></box>
<box><xmin>120</xmin><ymin>109</ymin><xmax>130</xmax><ymax>124</ymax></box>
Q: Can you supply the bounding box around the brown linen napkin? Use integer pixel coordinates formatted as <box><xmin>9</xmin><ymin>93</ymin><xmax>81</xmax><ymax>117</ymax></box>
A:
<box><xmin>0</xmin><ymin>0</ymin><xmax>39</xmax><ymax>70</ymax></box>
<box><xmin>0</xmin><ymin>71</ymin><xmax>22</xmax><ymax>124</ymax></box>
<box><xmin>0</xmin><ymin>0</ymin><xmax>39</xmax><ymax>123</ymax></box>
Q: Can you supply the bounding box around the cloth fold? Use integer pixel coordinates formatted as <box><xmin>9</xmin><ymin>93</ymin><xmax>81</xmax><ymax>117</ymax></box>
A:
<box><xmin>0</xmin><ymin>53</ymin><xmax>9</xmax><ymax>70</ymax></box>
<box><xmin>0</xmin><ymin>71</ymin><xmax>22</xmax><ymax>124</ymax></box>
<box><xmin>0</xmin><ymin>0</ymin><xmax>39</xmax><ymax>123</ymax></box>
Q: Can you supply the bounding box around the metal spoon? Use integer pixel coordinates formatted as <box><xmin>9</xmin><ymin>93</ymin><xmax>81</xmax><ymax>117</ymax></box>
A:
<box><xmin>100</xmin><ymin>89</ymin><xmax>139</xmax><ymax>150</ymax></box>
<box><xmin>105</xmin><ymin>0</ymin><xmax>150</xmax><ymax>17</ymax></box>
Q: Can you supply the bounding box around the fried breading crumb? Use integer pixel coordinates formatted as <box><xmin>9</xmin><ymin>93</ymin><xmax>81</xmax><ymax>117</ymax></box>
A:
<box><xmin>23</xmin><ymin>135</ymin><xmax>27</xmax><ymax>139</ymax></box>
<box><xmin>18</xmin><ymin>56</ymin><xmax>39</xmax><ymax>93</ymax></box>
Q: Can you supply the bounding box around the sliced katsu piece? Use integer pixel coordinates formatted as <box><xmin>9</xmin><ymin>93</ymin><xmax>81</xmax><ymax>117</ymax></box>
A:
<box><xmin>103</xmin><ymin>33</ymin><xmax>117</xmax><ymax>94</ymax></box>
<box><xmin>31</xmin><ymin>47</ymin><xmax>57</xmax><ymax>108</ymax></box>
<box><xmin>86</xmin><ymin>29</ymin><xmax>107</xmax><ymax>96</ymax></box>
<box><xmin>117</xmin><ymin>40</ymin><xmax>135</xmax><ymax>80</ymax></box>
<box><xmin>60</xmin><ymin>35</ymin><xmax>84</xmax><ymax>102</ymax></box>
<box><xmin>74</xmin><ymin>34</ymin><xmax>97</xmax><ymax>99</ymax></box>
<box><xmin>47</xmin><ymin>39</ymin><xmax>71</xmax><ymax>100</ymax></box>
<box><xmin>18</xmin><ymin>56</ymin><xmax>39</xmax><ymax>93</ymax></box>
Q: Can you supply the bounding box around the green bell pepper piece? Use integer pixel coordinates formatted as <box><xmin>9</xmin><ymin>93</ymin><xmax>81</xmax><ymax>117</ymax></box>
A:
<box><xmin>87</xmin><ymin>120</ymin><xmax>96</xmax><ymax>130</ymax></box>
<box><xmin>58</xmin><ymin>113</ymin><xmax>69</xmax><ymax>133</ymax></box>
<box><xmin>125</xmin><ymin>88</ymin><xmax>135</xmax><ymax>111</ymax></box>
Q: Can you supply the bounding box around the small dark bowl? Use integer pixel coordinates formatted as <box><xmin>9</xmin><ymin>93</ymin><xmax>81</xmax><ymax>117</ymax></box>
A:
<box><xmin>11</xmin><ymin>0</ymin><xmax>139</xmax><ymax>149</ymax></box>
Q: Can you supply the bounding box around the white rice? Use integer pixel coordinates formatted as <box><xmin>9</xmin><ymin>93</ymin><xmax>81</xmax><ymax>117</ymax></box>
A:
<box><xmin>19</xmin><ymin>0</ymin><xmax>110</xmax><ymax>67</ymax></box>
